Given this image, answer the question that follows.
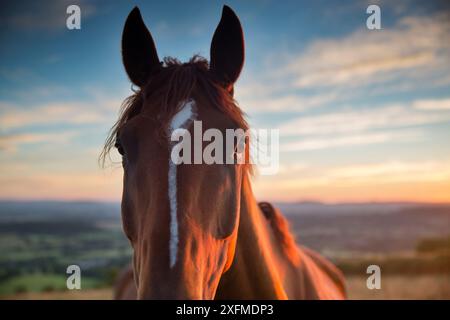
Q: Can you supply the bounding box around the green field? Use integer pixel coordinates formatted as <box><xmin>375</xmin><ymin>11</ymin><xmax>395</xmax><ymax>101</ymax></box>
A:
<box><xmin>0</xmin><ymin>203</ymin><xmax>132</xmax><ymax>296</ymax></box>
<box><xmin>0</xmin><ymin>201</ymin><xmax>449</xmax><ymax>299</ymax></box>
<box><xmin>3</xmin><ymin>275</ymin><xmax>449</xmax><ymax>300</ymax></box>
<box><xmin>0</xmin><ymin>273</ymin><xmax>102</xmax><ymax>295</ymax></box>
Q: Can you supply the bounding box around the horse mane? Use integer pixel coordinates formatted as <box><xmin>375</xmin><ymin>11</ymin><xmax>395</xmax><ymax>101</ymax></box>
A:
<box><xmin>259</xmin><ymin>202</ymin><xmax>301</xmax><ymax>265</ymax></box>
<box><xmin>100</xmin><ymin>55</ymin><xmax>249</xmax><ymax>165</ymax></box>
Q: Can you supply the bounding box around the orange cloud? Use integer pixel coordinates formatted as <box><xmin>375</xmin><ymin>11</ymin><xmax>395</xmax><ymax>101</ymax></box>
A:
<box><xmin>253</xmin><ymin>160</ymin><xmax>450</xmax><ymax>203</ymax></box>
<box><xmin>0</xmin><ymin>170</ymin><xmax>123</xmax><ymax>201</ymax></box>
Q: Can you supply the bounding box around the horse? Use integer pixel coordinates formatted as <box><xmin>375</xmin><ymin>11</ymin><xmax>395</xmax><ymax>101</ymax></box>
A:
<box><xmin>103</xmin><ymin>6</ymin><xmax>346</xmax><ymax>300</ymax></box>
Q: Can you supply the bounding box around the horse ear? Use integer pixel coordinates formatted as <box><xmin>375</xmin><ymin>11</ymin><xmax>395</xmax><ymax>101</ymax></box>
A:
<box><xmin>122</xmin><ymin>7</ymin><xmax>160</xmax><ymax>87</ymax></box>
<box><xmin>210</xmin><ymin>5</ymin><xmax>245</xmax><ymax>90</ymax></box>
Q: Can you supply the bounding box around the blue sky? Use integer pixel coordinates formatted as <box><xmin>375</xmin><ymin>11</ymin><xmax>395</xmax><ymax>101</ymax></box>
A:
<box><xmin>1</xmin><ymin>0</ymin><xmax>449</xmax><ymax>202</ymax></box>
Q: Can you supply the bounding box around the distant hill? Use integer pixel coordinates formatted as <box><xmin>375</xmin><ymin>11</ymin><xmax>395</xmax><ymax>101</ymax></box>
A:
<box><xmin>0</xmin><ymin>200</ymin><xmax>449</xmax><ymax>256</ymax></box>
<box><xmin>0</xmin><ymin>201</ymin><xmax>120</xmax><ymax>222</ymax></box>
<box><xmin>275</xmin><ymin>201</ymin><xmax>450</xmax><ymax>216</ymax></box>
<box><xmin>276</xmin><ymin>202</ymin><xmax>450</xmax><ymax>256</ymax></box>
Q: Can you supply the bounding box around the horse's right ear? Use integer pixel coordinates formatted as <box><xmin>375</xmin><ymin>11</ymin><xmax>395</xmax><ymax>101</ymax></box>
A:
<box><xmin>122</xmin><ymin>7</ymin><xmax>160</xmax><ymax>87</ymax></box>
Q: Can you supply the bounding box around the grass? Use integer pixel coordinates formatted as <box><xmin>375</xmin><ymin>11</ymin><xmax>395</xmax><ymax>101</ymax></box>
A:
<box><xmin>2</xmin><ymin>275</ymin><xmax>449</xmax><ymax>300</ymax></box>
<box><xmin>2</xmin><ymin>288</ymin><xmax>113</xmax><ymax>300</ymax></box>
<box><xmin>0</xmin><ymin>273</ymin><xmax>102</xmax><ymax>296</ymax></box>
<box><xmin>346</xmin><ymin>274</ymin><xmax>450</xmax><ymax>300</ymax></box>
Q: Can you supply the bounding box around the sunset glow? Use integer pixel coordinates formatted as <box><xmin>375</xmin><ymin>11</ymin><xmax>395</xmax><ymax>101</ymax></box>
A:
<box><xmin>1</xmin><ymin>1</ymin><xmax>449</xmax><ymax>203</ymax></box>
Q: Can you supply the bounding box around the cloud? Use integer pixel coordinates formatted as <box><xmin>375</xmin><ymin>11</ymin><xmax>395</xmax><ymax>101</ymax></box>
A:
<box><xmin>236</xmin><ymin>13</ymin><xmax>450</xmax><ymax>114</ymax></box>
<box><xmin>0</xmin><ymin>93</ymin><xmax>123</xmax><ymax>155</ymax></box>
<box><xmin>0</xmin><ymin>169</ymin><xmax>122</xmax><ymax>201</ymax></box>
<box><xmin>253</xmin><ymin>159</ymin><xmax>450</xmax><ymax>202</ymax></box>
<box><xmin>0</xmin><ymin>131</ymin><xmax>76</xmax><ymax>153</ymax></box>
<box><xmin>238</xmin><ymin>92</ymin><xmax>338</xmax><ymax>113</ymax></box>
<box><xmin>285</xmin><ymin>14</ymin><xmax>450</xmax><ymax>89</ymax></box>
<box><xmin>274</xmin><ymin>97</ymin><xmax>450</xmax><ymax>152</ymax></box>
<box><xmin>280</xmin><ymin>130</ymin><xmax>422</xmax><ymax>152</ymax></box>
<box><xmin>278</xmin><ymin>101</ymin><xmax>450</xmax><ymax>137</ymax></box>
<box><xmin>328</xmin><ymin>161</ymin><xmax>450</xmax><ymax>183</ymax></box>
<box><xmin>413</xmin><ymin>98</ymin><xmax>450</xmax><ymax>111</ymax></box>
<box><xmin>269</xmin><ymin>160</ymin><xmax>450</xmax><ymax>185</ymax></box>
<box><xmin>0</xmin><ymin>98</ymin><xmax>120</xmax><ymax>130</ymax></box>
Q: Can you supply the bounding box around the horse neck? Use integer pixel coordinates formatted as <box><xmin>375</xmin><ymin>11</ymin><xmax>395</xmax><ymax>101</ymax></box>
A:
<box><xmin>215</xmin><ymin>173</ymin><xmax>288</xmax><ymax>299</ymax></box>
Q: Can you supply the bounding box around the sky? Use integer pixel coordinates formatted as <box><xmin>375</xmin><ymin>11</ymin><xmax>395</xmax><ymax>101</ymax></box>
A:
<box><xmin>0</xmin><ymin>0</ymin><xmax>449</xmax><ymax>203</ymax></box>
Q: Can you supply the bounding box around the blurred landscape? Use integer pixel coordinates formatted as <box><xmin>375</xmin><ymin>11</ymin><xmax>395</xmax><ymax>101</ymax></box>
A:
<box><xmin>0</xmin><ymin>201</ymin><xmax>448</xmax><ymax>299</ymax></box>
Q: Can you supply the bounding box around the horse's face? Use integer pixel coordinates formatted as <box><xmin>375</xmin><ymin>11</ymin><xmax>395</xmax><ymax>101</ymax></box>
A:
<box><xmin>117</xmin><ymin>6</ymin><xmax>246</xmax><ymax>299</ymax></box>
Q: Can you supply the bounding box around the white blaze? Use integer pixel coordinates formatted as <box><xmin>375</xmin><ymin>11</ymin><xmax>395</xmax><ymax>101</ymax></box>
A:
<box><xmin>167</xmin><ymin>99</ymin><xmax>196</xmax><ymax>268</ymax></box>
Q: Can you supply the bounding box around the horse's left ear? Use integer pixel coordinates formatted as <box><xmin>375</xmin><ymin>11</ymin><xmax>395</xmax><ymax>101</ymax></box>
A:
<box><xmin>210</xmin><ymin>5</ymin><xmax>245</xmax><ymax>91</ymax></box>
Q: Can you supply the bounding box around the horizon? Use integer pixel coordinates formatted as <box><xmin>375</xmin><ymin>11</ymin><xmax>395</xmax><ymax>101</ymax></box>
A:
<box><xmin>1</xmin><ymin>0</ymin><xmax>450</xmax><ymax>203</ymax></box>
<box><xmin>1</xmin><ymin>198</ymin><xmax>450</xmax><ymax>206</ymax></box>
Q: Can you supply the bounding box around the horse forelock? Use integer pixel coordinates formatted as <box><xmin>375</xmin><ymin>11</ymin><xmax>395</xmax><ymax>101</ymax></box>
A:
<box><xmin>101</xmin><ymin>55</ymin><xmax>248</xmax><ymax>167</ymax></box>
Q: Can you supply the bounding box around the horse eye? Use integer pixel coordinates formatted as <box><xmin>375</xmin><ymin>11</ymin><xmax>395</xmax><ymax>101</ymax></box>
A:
<box><xmin>115</xmin><ymin>139</ymin><xmax>125</xmax><ymax>156</ymax></box>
